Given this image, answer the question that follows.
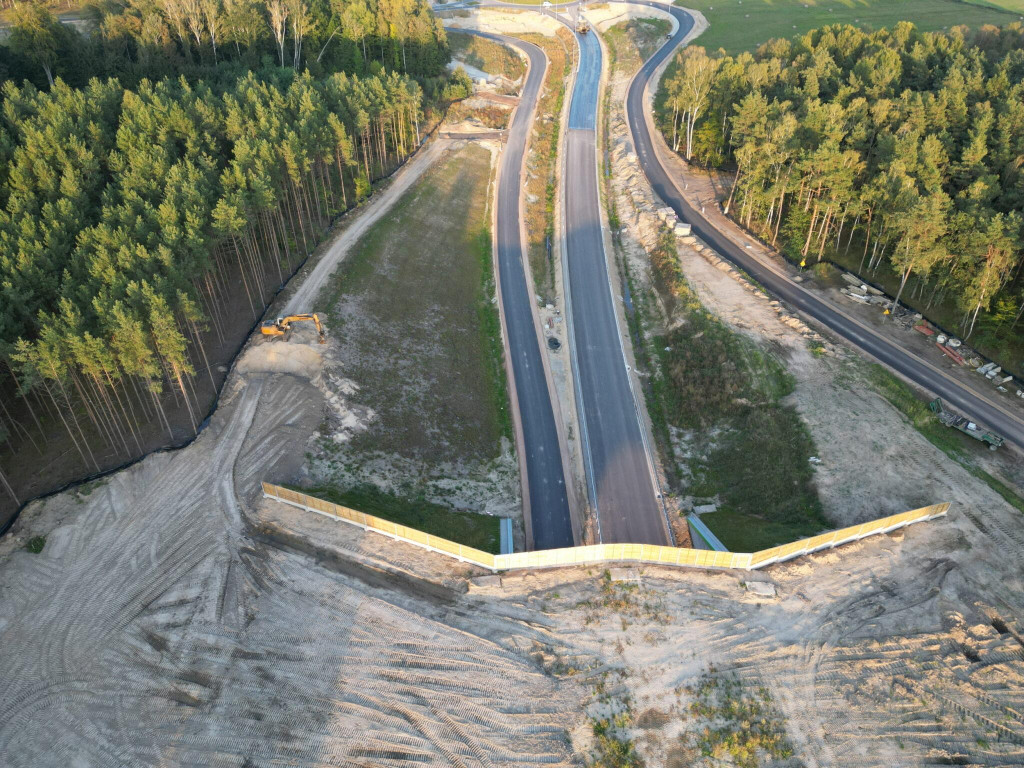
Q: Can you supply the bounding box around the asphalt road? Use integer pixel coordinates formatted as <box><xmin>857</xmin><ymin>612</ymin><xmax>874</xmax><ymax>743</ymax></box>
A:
<box><xmin>626</xmin><ymin>2</ymin><xmax>1024</xmax><ymax>450</ymax></box>
<box><xmin>478</xmin><ymin>31</ymin><xmax>575</xmax><ymax>550</ymax></box>
<box><xmin>563</xmin><ymin>25</ymin><xmax>670</xmax><ymax>544</ymax></box>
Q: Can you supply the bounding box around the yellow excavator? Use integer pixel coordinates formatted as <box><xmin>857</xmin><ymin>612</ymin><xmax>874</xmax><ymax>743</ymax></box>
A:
<box><xmin>260</xmin><ymin>313</ymin><xmax>326</xmax><ymax>344</ymax></box>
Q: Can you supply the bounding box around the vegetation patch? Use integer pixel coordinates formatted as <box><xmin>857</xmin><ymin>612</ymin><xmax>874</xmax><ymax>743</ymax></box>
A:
<box><xmin>681</xmin><ymin>667</ymin><xmax>794</xmax><ymax>768</ymax></box>
<box><xmin>448</xmin><ymin>30</ymin><xmax>526</xmax><ymax>82</ymax></box>
<box><xmin>286</xmin><ymin>482</ymin><xmax>501</xmax><ymax>553</ymax></box>
<box><xmin>589</xmin><ymin>708</ymin><xmax>643</xmax><ymax>768</ymax></box>
<box><xmin>692</xmin><ymin>405</ymin><xmax>827</xmax><ymax>552</ymax></box>
<box><xmin>307</xmin><ymin>143</ymin><xmax>516</xmax><ymax>533</ymax></box>
<box><xmin>318</xmin><ymin>143</ymin><xmax>511</xmax><ymax>462</ymax></box>
<box><xmin>445</xmin><ymin>100</ymin><xmax>512</xmax><ymax>129</ymax></box>
<box><xmin>604</xmin><ymin>17</ymin><xmax>672</xmax><ymax>73</ymax></box>
<box><xmin>520</xmin><ymin>29</ymin><xmax>573</xmax><ymax>301</ymax></box>
<box><xmin>586</xmin><ymin>674</ymin><xmax>643</xmax><ymax>768</ymax></box>
<box><xmin>576</xmin><ymin>570</ymin><xmax>668</xmax><ymax>625</ymax></box>
<box><xmin>631</xmin><ymin>232</ymin><xmax>826</xmax><ymax>550</ymax></box>
<box><xmin>25</xmin><ymin>535</ymin><xmax>47</xmax><ymax>554</ymax></box>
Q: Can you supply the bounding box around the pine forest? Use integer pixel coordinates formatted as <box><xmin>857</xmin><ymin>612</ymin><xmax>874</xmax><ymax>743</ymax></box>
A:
<box><xmin>0</xmin><ymin>0</ymin><xmax>466</xmax><ymax>506</ymax></box>
<box><xmin>661</xmin><ymin>23</ymin><xmax>1024</xmax><ymax>355</ymax></box>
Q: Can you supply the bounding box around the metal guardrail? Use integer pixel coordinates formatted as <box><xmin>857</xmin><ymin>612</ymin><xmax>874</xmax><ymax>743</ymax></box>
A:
<box><xmin>262</xmin><ymin>482</ymin><xmax>949</xmax><ymax>573</ymax></box>
<box><xmin>687</xmin><ymin>514</ymin><xmax>728</xmax><ymax>552</ymax></box>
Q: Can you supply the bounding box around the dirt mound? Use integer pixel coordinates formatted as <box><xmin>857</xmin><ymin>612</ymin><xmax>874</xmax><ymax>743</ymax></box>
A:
<box><xmin>236</xmin><ymin>340</ymin><xmax>323</xmax><ymax>380</ymax></box>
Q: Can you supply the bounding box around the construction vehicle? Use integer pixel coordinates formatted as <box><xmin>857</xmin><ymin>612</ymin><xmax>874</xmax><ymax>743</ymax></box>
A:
<box><xmin>929</xmin><ymin>398</ymin><xmax>1003</xmax><ymax>450</ymax></box>
<box><xmin>260</xmin><ymin>313</ymin><xmax>326</xmax><ymax>344</ymax></box>
<box><xmin>576</xmin><ymin>19</ymin><xmax>589</xmax><ymax>34</ymax></box>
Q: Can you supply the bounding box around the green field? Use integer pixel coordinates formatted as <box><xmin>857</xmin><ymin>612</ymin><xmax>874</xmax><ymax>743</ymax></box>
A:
<box><xmin>306</xmin><ymin>143</ymin><xmax>512</xmax><ymax>552</ymax></box>
<box><xmin>678</xmin><ymin>0</ymin><xmax>1022</xmax><ymax>54</ymax></box>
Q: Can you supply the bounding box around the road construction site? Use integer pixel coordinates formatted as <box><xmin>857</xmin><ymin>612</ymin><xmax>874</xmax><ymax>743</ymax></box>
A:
<box><xmin>3</xmin><ymin>3</ymin><xmax>1024</xmax><ymax>766</ymax></box>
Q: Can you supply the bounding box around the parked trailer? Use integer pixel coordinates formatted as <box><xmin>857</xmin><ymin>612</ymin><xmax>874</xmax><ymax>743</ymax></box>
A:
<box><xmin>929</xmin><ymin>398</ymin><xmax>1004</xmax><ymax>450</ymax></box>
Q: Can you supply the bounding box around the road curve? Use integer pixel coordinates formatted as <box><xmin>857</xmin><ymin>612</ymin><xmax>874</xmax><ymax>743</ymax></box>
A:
<box><xmin>627</xmin><ymin>2</ymin><xmax>1024</xmax><ymax>450</ymax></box>
<box><xmin>474</xmin><ymin>30</ymin><xmax>575</xmax><ymax>550</ymax></box>
<box><xmin>563</xmin><ymin>23</ymin><xmax>670</xmax><ymax>544</ymax></box>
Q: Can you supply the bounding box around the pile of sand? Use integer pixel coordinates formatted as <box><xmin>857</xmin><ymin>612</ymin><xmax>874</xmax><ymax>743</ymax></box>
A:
<box><xmin>236</xmin><ymin>340</ymin><xmax>324</xmax><ymax>381</ymax></box>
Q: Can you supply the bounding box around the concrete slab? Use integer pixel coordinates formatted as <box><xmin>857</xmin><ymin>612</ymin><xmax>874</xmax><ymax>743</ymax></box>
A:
<box><xmin>746</xmin><ymin>581</ymin><xmax>777</xmax><ymax>597</ymax></box>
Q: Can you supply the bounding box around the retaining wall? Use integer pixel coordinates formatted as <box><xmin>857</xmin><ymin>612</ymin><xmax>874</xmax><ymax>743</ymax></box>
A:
<box><xmin>262</xmin><ymin>482</ymin><xmax>949</xmax><ymax>573</ymax></box>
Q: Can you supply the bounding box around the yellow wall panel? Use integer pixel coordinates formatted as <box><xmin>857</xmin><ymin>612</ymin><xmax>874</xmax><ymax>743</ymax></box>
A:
<box><xmin>262</xmin><ymin>484</ymin><xmax>948</xmax><ymax>574</ymax></box>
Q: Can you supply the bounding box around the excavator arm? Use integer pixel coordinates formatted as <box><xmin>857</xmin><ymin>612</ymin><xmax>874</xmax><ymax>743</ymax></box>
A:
<box><xmin>260</xmin><ymin>313</ymin><xmax>327</xmax><ymax>343</ymax></box>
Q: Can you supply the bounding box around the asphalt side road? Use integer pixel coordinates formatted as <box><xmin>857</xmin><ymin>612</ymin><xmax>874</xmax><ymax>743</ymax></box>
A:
<box><xmin>564</xmin><ymin>24</ymin><xmax>670</xmax><ymax>544</ymax></box>
<box><xmin>481</xmin><ymin>31</ymin><xmax>575</xmax><ymax>550</ymax></box>
<box><xmin>626</xmin><ymin>2</ymin><xmax>1024</xmax><ymax>451</ymax></box>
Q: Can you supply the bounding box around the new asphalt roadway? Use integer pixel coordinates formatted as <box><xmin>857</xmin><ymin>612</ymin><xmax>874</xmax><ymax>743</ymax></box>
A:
<box><xmin>626</xmin><ymin>1</ymin><xmax>1024</xmax><ymax>450</ymax></box>
<box><xmin>482</xmin><ymin>31</ymin><xmax>575</xmax><ymax>550</ymax></box>
<box><xmin>563</xmin><ymin>24</ymin><xmax>671</xmax><ymax>544</ymax></box>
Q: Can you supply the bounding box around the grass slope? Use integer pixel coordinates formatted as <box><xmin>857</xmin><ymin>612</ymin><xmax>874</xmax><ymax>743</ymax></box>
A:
<box><xmin>305</xmin><ymin>144</ymin><xmax>512</xmax><ymax>550</ymax></box>
<box><xmin>519</xmin><ymin>28</ymin><xmax>574</xmax><ymax>301</ymax></box>
<box><xmin>625</xmin><ymin>234</ymin><xmax>827</xmax><ymax>551</ymax></box>
<box><xmin>289</xmin><ymin>482</ymin><xmax>502</xmax><ymax>553</ymax></box>
<box><xmin>677</xmin><ymin>0</ymin><xmax>1021</xmax><ymax>54</ymax></box>
<box><xmin>447</xmin><ymin>30</ymin><xmax>527</xmax><ymax>81</ymax></box>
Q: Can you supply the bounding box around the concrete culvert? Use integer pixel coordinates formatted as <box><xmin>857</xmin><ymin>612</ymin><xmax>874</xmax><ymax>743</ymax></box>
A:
<box><xmin>547</xmin><ymin>337</ymin><xmax>561</xmax><ymax>351</ymax></box>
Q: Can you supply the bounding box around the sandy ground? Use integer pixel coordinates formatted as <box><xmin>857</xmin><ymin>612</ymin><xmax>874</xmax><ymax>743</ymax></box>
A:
<box><xmin>5</xmin><ymin>338</ymin><xmax>1024</xmax><ymax>766</ymax></box>
<box><xmin>442</xmin><ymin>8</ymin><xmax>565</xmax><ymax>36</ymax></box>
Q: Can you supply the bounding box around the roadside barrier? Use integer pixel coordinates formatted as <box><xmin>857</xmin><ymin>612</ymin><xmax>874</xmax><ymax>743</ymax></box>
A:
<box><xmin>262</xmin><ymin>482</ymin><xmax>949</xmax><ymax>573</ymax></box>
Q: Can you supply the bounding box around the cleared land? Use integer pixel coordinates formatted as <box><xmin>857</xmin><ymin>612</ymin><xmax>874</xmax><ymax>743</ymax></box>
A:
<box><xmin>674</xmin><ymin>0</ymin><xmax>1021</xmax><ymax>54</ymax></box>
<box><xmin>304</xmin><ymin>142</ymin><xmax>517</xmax><ymax>544</ymax></box>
